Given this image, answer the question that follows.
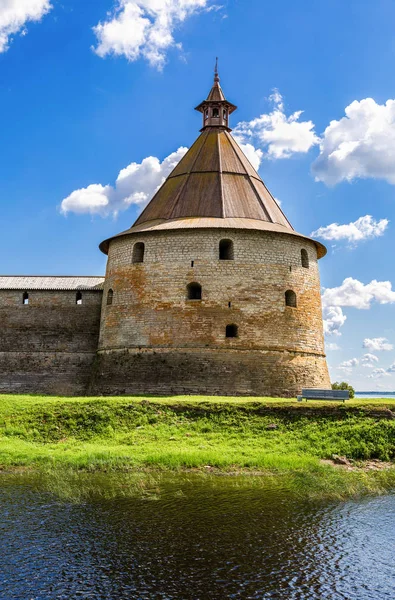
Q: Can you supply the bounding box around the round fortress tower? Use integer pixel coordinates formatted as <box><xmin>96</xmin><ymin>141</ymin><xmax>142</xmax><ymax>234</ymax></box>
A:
<box><xmin>94</xmin><ymin>67</ymin><xmax>331</xmax><ymax>397</ymax></box>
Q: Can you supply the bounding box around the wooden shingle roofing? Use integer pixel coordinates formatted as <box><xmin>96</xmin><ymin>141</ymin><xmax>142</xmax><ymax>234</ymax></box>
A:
<box><xmin>133</xmin><ymin>129</ymin><xmax>291</xmax><ymax>228</ymax></box>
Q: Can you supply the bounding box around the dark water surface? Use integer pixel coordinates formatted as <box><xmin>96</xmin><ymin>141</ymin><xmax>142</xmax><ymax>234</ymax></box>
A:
<box><xmin>0</xmin><ymin>475</ymin><xmax>394</xmax><ymax>600</ymax></box>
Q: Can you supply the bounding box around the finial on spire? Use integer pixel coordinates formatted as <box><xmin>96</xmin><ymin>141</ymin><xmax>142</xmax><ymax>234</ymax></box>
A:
<box><xmin>214</xmin><ymin>57</ymin><xmax>219</xmax><ymax>83</ymax></box>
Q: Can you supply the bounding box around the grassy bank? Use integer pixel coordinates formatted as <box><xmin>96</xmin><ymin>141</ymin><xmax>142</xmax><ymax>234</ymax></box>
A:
<box><xmin>0</xmin><ymin>394</ymin><xmax>395</xmax><ymax>499</ymax></box>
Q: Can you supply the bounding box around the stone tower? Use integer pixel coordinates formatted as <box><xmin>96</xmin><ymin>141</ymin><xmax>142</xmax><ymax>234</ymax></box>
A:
<box><xmin>94</xmin><ymin>67</ymin><xmax>331</xmax><ymax>397</ymax></box>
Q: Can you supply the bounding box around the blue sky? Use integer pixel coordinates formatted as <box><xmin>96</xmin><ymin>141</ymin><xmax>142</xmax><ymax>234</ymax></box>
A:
<box><xmin>2</xmin><ymin>0</ymin><xmax>395</xmax><ymax>390</ymax></box>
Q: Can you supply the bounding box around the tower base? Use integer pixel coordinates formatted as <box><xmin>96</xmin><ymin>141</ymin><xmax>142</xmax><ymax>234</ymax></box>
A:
<box><xmin>90</xmin><ymin>347</ymin><xmax>331</xmax><ymax>397</ymax></box>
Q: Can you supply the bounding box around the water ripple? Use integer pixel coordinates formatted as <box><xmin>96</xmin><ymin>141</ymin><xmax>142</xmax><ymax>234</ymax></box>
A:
<box><xmin>0</xmin><ymin>478</ymin><xmax>394</xmax><ymax>599</ymax></box>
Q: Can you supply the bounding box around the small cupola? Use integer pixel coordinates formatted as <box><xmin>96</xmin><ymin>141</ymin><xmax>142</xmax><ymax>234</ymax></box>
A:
<box><xmin>195</xmin><ymin>59</ymin><xmax>237</xmax><ymax>131</ymax></box>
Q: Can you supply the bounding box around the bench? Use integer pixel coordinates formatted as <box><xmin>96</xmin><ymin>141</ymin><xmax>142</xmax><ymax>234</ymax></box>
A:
<box><xmin>297</xmin><ymin>389</ymin><xmax>349</xmax><ymax>402</ymax></box>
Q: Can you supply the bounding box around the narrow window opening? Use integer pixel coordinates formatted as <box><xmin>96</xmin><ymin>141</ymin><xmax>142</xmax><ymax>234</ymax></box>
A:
<box><xmin>76</xmin><ymin>291</ymin><xmax>82</xmax><ymax>305</ymax></box>
<box><xmin>205</xmin><ymin>110</ymin><xmax>209</xmax><ymax>120</ymax></box>
<box><xmin>107</xmin><ymin>289</ymin><xmax>114</xmax><ymax>306</ymax></box>
<box><xmin>289</xmin><ymin>265</ymin><xmax>292</xmax><ymax>272</ymax></box>
<box><xmin>301</xmin><ymin>249</ymin><xmax>309</xmax><ymax>268</ymax></box>
<box><xmin>191</xmin><ymin>261</ymin><xmax>194</xmax><ymax>268</ymax></box>
<box><xmin>187</xmin><ymin>282</ymin><xmax>202</xmax><ymax>300</ymax></box>
<box><xmin>132</xmin><ymin>242</ymin><xmax>145</xmax><ymax>264</ymax></box>
<box><xmin>212</xmin><ymin>107</ymin><xmax>219</xmax><ymax>118</ymax></box>
<box><xmin>285</xmin><ymin>290</ymin><xmax>297</xmax><ymax>308</ymax></box>
<box><xmin>226</xmin><ymin>324</ymin><xmax>238</xmax><ymax>338</ymax></box>
<box><xmin>219</xmin><ymin>239</ymin><xmax>234</xmax><ymax>260</ymax></box>
<box><xmin>223</xmin><ymin>109</ymin><xmax>227</xmax><ymax>120</ymax></box>
<box><xmin>228</xmin><ymin>301</ymin><xmax>232</xmax><ymax>308</ymax></box>
<box><xmin>22</xmin><ymin>292</ymin><xmax>29</xmax><ymax>305</ymax></box>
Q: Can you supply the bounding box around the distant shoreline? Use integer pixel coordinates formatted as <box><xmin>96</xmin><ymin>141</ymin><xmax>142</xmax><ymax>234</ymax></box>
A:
<box><xmin>355</xmin><ymin>392</ymin><xmax>395</xmax><ymax>397</ymax></box>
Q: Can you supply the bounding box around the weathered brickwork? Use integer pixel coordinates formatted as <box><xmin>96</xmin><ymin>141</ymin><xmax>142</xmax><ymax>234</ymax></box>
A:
<box><xmin>0</xmin><ymin>352</ymin><xmax>97</xmax><ymax>396</ymax></box>
<box><xmin>92</xmin><ymin>348</ymin><xmax>330</xmax><ymax>397</ymax></box>
<box><xmin>91</xmin><ymin>228</ymin><xmax>330</xmax><ymax>397</ymax></box>
<box><xmin>0</xmin><ymin>290</ymin><xmax>102</xmax><ymax>395</ymax></box>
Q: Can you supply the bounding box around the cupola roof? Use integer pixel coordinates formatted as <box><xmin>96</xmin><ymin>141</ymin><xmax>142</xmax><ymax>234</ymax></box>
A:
<box><xmin>194</xmin><ymin>58</ymin><xmax>237</xmax><ymax>122</ymax></box>
<box><xmin>100</xmin><ymin>66</ymin><xmax>326</xmax><ymax>258</ymax></box>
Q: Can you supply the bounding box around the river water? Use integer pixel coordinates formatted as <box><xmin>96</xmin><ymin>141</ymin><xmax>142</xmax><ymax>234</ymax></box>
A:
<box><xmin>355</xmin><ymin>393</ymin><xmax>395</xmax><ymax>400</ymax></box>
<box><xmin>0</xmin><ymin>474</ymin><xmax>394</xmax><ymax>600</ymax></box>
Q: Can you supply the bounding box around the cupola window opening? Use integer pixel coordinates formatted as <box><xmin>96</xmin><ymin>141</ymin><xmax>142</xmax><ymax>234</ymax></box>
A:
<box><xmin>205</xmin><ymin>109</ymin><xmax>209</xmax><ymax>120</ymax></box>
<box><xmin>285</xmin><ymin>290</ymin><xmax>297</xmax><ymax>308</ymax></box>
<box><xmin>223</xmin><ymin>109</ymin><xmax>227</xmax><ymax>120</ymax></box>
<box><xmin>107</xmin><ymin>289</ymin><xmax>114</xmax><ymax>306</ymax></box>
<box><xmin>212</xmin><ymin>107</ymin><xmax>219</xmax><ymax>118</ymax></box>
<box><xmin>76</xmin><ymin>291</ymin><xmax>82</xmax><ymax>305</ymax></box>
<box><xmin>219</xmin><ymin>239</ymin><xmax>234</xmax><ymax>260</ymax></box>
<box><xmin>187</xmin><ymin>282</ymin><xmax>202</xmax><ymax>300</ymax></box>
<box><xmin>22</xmin><ymin>292</ymin><xmax>29</xmax><ymax>305</ymax></box>
<box><xmin>132</xmin><ymin>242</ymin><xmax>145</xmax><ymax>264</ymax></box>
<box><xmin>226</xmin><ymin>324</ymin><xmax>238</xmax><ymax>338</ymax></box>
<box><xmin>301</xmin><ymin>249</ymin><xmax>309</xmax><ymax>268</ymax></box>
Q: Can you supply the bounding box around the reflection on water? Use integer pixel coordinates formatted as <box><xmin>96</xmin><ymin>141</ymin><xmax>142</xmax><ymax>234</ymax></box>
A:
<box><xmin>0</xmin><ymin>475</ymin><xmax>394</xmax><ymax>599</ymax></box>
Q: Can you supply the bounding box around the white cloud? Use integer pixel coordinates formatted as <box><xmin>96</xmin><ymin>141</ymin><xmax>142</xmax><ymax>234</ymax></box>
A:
<box><xmin>326</xmin><ymin>343</ymin><xmax>340</xmax><ymax>351</ymax></box>
<box><xmin>61</xmin><ymin>147</ymin><xmax>188</xmax><ymax>217</ymax></box>
<box><xmin>233</xmin><ymin>90</ymin><xmax>319</xmax><ymax>160</ymax></box>
<box><xmin>311</xmin><ymin>215</ymin><xmax>389</xmax><ymax>244</ymax></box>
<box><xmin>322</xmin><ymin>278</ymin><xmax>395</xmax><ymax>311</ymax></box>
<box><xmin>363</xmin><ymin>338</ymin><xmax>394</xmax><ymax>352</ymax></box>
<box><xmin>93</xmin><ymin>0</ymin><xmax>219</xmax><ymax>69</ymax></box>
<box><xmin>367</xmin><ymin>368</ymin><xmax>391</xmax><ymax>379</ymax></box>
<box><xmin>0</xmin><ymin>0</ymin><xmax>52</xmax><ymax>53</ymax></box>
<box><xmin>339</xmin><ymin>358</ymin><xmax>359</xmax><ymax>371</ymax></box>
<box><xmin>361</xmin><ymin>353</ymin><xmax>379</xmax><ymax>368</ymax></box>
<box><xmin>322</xmin><ymin>278</ymin><xmax>395</xmax><ymax>336</ymax></box>
<box><xmin>312</xmin><ymin>98</ymin><xmax>395</xmax><ymax>185</ymax></box>
<box><xmin>237</xmin><ymin>142</ymin><xmax>263</xmax><ymax>171</ymax></box>
<box><xmin>323</xmin><ymin>306</ymin><xmax>347</xmax><ymax>337</ymax></box>
<box><xmin>387</xmin><ymin>363</ymin><xmax>395</xmax><ymax>373</ymax></box>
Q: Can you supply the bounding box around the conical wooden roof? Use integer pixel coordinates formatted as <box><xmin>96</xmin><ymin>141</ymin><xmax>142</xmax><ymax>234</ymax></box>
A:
<box><xmin>133</xmin><ymin>128</ymin><xmax>291</xmax><ymax>228</ymax></box>
<box><xmin>100</xmin><ymin>70</ymin><xmax>326</xmax><ymax>258</ymax></box>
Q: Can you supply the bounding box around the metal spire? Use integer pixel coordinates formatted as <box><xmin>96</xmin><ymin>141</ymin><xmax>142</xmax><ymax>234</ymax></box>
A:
<box><xmin>214</xmin><ymin>57</ymin><xmax>219</xmax><ymax>83</ymax></box>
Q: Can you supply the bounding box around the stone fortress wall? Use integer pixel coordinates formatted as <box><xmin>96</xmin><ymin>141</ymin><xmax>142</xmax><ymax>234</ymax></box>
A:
<box><xmin>0</xmin><ymin>289</ymin><xmax>102</xmax><ymax>395</ymax></box>
<box><xmin>0</xmin><ymin>228</ymin><xmax>330</xmax><ymax>397</ymax></box>
<box><xmin>92</xmin><ymin>228</ymin><xmax>330</xmax><ymax>396</ymax></box>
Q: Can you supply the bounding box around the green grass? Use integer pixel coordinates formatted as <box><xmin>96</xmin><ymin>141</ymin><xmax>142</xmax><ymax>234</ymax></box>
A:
<box><xmin>0</xmin><ymin>394</ymin><xmax>395</xmax><ymax>499</ymax></box>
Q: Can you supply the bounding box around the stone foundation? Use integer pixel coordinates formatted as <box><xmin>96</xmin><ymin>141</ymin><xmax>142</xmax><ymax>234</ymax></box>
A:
<box><xmin>0</xmin><ymin>352</ymin><xmax>97</xmax><ymax>396</ymax></box>
<box><xmin>90</xmin><ymin>347</ymin><xmax>330</xmax><ymax>397</ymax></box>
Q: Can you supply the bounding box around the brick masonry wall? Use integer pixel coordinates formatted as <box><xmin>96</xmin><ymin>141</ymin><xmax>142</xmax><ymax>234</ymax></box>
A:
<box><xmin>92</xmin><ymin>348</ymin><xmax>330</xmax><ymax>397</ymax></box>
<box><xmin>0</xmin><ymin>290</ymin><xmax>102</xmax><ymax>395</ymax></box>
<box><xmin>92</xmin><ymin>228</ymin><xmax>330</xmax><ymax>396</ymax></box>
